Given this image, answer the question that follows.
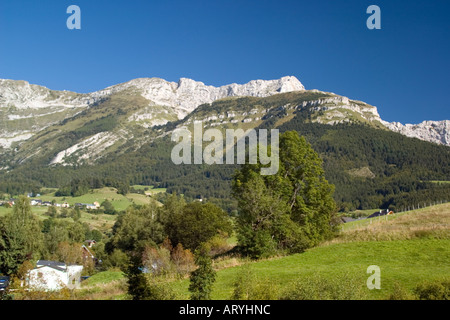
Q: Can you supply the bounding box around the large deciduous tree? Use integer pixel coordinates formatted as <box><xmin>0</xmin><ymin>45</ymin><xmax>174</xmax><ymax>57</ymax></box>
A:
<box><xmin>163</xmin><ymin>195</ymin><xmax>233</xmax><ymax>251</ymax></box>
<box><xmin>108</xmin><ymin>202</ymin><xmax>164</xmax><ymax>253</ymax></box>
<box><xmin>232</xmin><ymin>131</ymin><xmax>338</xmax><ymax>258</ymax></box>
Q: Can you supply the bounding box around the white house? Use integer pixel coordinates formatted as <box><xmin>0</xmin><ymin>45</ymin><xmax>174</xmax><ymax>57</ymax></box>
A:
<box><xmin>27</xmin><ymin>260</ymin><xmax>83</xmax><ymax>291</ymax></box>
<box><xmin>61</xmin><ymin>202</ymin><xmax>70</xmax><ymax>208</ymax></box>
<box><xmin>85</xmin><ymin>202</ymin><xmax>100</xmax><ymax>210</ymax></box>
<box><xmin>30</xmin><ymin>199</ymin><xmax>42</xmax><ymax>206</ymax></box>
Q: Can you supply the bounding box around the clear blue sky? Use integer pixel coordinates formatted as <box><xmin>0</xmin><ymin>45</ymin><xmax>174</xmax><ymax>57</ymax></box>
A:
<box><xmin>0</xmin><ymin>0</ymin><xmax>449</xmax><ymax>123</ymax></box>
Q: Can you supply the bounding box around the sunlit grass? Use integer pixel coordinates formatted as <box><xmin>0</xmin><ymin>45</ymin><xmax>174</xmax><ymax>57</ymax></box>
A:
<box><xmin>166</xmin><ymin>239</ymin><xmax>450</xmax><ymax>300</ymax></box>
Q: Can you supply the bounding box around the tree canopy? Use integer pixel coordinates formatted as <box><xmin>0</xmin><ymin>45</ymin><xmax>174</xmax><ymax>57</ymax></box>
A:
<box><xmin>162</xmin><ymin>195</ymin><xmax>233</xmax><ymax>251</ymax></box>
<box><xmin>0</xmin><ymin>196</ymin><xmax>44</xmax><ymax>275</ymax></box>
<box><xmin>232</xmin><ymin>131</ymin><xmax>338</xmax><ymax>258</ymax></box>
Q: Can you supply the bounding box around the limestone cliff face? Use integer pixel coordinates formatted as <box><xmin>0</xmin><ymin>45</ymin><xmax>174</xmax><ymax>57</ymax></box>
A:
<box><xmin>90</xmin><ymin>76</ymin><xmax>305</xmax><ymax>119</ymax></box>
<box><xmin>0</xmin><ymin>79</ymin><xmax>90</xmax><ymax>110</ymax></box>
<box><xmin>0</xmin><ymin>76</ymin><xmax>305</xmax><ymax>149</ymax></box>
<box><xmin>0</xmin><ymin>79</ymin><xmax>90</xmax><ymax>148</ymax></box>
<box><xmin>382</xmin><ymin>120</ymin><xmax>450</xmax><ymax>146</ymax></box>
<box><xmin>1</xmin><ymin>76</ymin><xmax>448</xmax><ymax>153</ymax></box>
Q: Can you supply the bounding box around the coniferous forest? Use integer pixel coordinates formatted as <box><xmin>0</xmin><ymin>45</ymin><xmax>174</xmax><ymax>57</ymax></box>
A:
<box><xmin>1</xmin><ymin>116</ymin><xmax>448</xmax><ymax>213</ymax></box>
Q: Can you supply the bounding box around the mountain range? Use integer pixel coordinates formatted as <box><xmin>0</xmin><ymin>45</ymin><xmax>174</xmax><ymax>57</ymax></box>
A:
<box><xmin>0</xmin><ymin>76</ymin><xmax>303</xmax><ymax>150</ymax></box>
<box><xmin>0</xmin><ymin>76</ymin><xmax>449</xmax><ymax>212</ymax></box>
<box><xmin>0</xmin><ymin>76</ymin><xmax>448</xmax><ymax>160</ymax></box>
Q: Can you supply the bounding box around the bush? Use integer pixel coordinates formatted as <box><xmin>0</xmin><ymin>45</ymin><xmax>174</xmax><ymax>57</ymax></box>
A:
<box><xmin>237</xmin><ymin>227</ymin><xmax>277</xmax><ymax>260</ymax></box>
<box><xmin>45</xmin><ymin>206</ymin><xmax>58</xmax><ymax>218</ymax></box>
<box><xmin>164</xmin><ymin>198</ymin><xmax>233</xmax><ymax>251</ymax></box>
<box><xmin>414</xmin><ymin>280</ymin><xmax>450</xmax><ymax>300</ymax></box>
<box><xmin>101</xmin><ymin>200</ymin><xmax>117</xmax><ymax>215</ymax></box>
<box><xmin>189</xmin><ymin>245</ymin><xmax>216</xmax><ymax>300</ymax></box>
<box><xmin>205</xmin><ymin>234</ymin><xmax>233</xmax><ymax>257</ymax></box>
<box><xmin>142</xmin><ymin>245</ymin><xmax>173</xmax><ymax>276</ymax></box>
<box><xmin>144</xmin><ymin>277</ymin><xmax>177</xmax><ymax>300</ymax></box>
<box><xmin>171</xmin><ymin>243</ymin><xmax>195</xmax><ymax>276</ymax></box>
<box><xmin>387</xmin><ymin>282</ymin><xmax>415</xmax><ymax>300</ymax></box>
<box><xmin>280</xmin><ymin>272</ymin><xmax>367</xmax><ymax>300</ymax></box>
<box><xmin>102</xmin><ymin>249</ymin><xmax>129</xmax><ymax>270</ymax></box>
<box><xmin>231</xmin><ymin>264</ymin><xmax>279</xmax><ymax>300</ymax></box>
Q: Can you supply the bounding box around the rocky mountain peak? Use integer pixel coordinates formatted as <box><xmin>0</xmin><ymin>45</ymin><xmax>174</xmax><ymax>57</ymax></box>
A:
<box><xmin>382</xmin><ymin>120</ymin><xmax>450</xmax><ymax>146</ymax></box>
<box><xmin>1</xmin><ymin>76</ymin><xmax>448</xmax><ymax>152</ymax></box>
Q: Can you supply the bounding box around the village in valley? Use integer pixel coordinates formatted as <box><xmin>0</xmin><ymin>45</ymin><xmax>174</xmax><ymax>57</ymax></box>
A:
<box><xmin>24</xmin><ymin>240</ymin><xmax>97</xmax><ymax>292</ymax></box>
<box><xmin>1</xmin><ymin>193</ymin><xmax>100</xmax><ymax>211</ymax></box>
<box><xmin>0</xmin><ymin>193</ymin><xmax>103</xmax><ymax>293</ymax></box>
<box><xmin>0</xmin><ymin>185</ymin><xmax>171</xmax><ymax>294</ymax></box>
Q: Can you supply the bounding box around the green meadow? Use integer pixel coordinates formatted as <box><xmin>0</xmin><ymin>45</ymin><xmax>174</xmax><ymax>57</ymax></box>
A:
<box><xmin>0</xmin><ymin>186</ymin><xmax>164</xmax><ymax>231</ymax></box>
<box><xmin>1</xmin><ymin>185</ymin><xmax>164</xmax><ymax>213</ymax></box>
<box><xmin>165</xmin><ymin>238</ymin><xmax>449</xmax><ymax>300</ymax></box>
<box><xmin>75</xmin><ymin>203</ymin><xmax>450</xmax><ymax>300</ymax></box>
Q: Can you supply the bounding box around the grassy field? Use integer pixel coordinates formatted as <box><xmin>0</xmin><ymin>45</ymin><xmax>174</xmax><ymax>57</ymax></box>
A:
<box><xmin>77</xmin><ymin>239</ymin><xmax>449</xmax><ymax>300</ymax></box>
<box><xmin>340</xmin><ymin>202</ymin><xmax>449</xmax><ymax>234</ymax></box>
<box><xmin>131</xmin><ymin>185</ymin><xmax>167</xmax><ymax>195</ymax></box>
<box><xmin>76</xmin><ymin>270</ymin><xmax>128</xmax><ymax>300</ymax></box>
<box><xmin>0</xmin><ymin>203</ymin><xmax>118</xmax><ymax>232</ymax></box>
<box><xmin>428</xmin><ymin>181</ymin><xmax>450</xmax><ymax>184</ymax></box>
<box><xmin>0</xmin><ymin>186</ymin><xmax>164</xmax><ymax>232</ymax></box>
<box><xmin>76</xmin><ymin>202</ymin><xmax>450</xmax><ymax>300</ymax></box>
<box><xmin>38</xmin><ymin>187</ymin><xmax>157</xmax><ymax>210</ymax></box>
<box><xmin>167</xmin><ymin>239</ymin><xmax>449</xmax><ymax>300</ymax></box>
<box><xmin>341</xmin><ymin>208</ymin><xmax>378</xmax><ymax>220</ymax></box>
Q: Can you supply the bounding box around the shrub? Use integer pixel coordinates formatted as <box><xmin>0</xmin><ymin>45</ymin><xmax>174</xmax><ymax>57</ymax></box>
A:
<box><xmin>171</xmin><ymin>243</ymin><xmax>195</xmax><ymax>276</ymax></box>
<box><xmin>414</xmin><ymin>280</ymin><xmax>450</xmax><ymax>300</ymax></box>
<box><xmin>280</xmin><ymin>272</ymin><xmax>367</xmax><ymax>300</ymax></box>
<box><xmin>101</xmin><ymin>200</ymin><xmax>117</xmax><ymax>215</ymax></box>
<box><xmin>142</xmin><ymin>245</ymin><xmax>173</xmax><ymax>276</ymax></box>
<box><xmin>237</xmin><ymin>227</ymin><xmax>277</xmax><ymax>260</ymax></box>
<box><xmin>189</xmin><ymin>245</ymin><xmax>216</xmax><ymax>300</ymax></box>
<box><xmin>231</xmin><ymin>264</ymin><xmax>279</xmax><ymax>300</ymax></box>
<box><xmin>102</xmin><ymin>249</ymin><xmax>129</xmax><ymax>270</ymax></box>
<box><xmin>387</xmin><ymin>282</ymin><xmax>415</xmax><ymax>300</ymax></box>
<box><xmin>205</xmin><ymin>234</ymin><xmax>233</xmax><ymax>257</ymax></box>
<box><xmin>144</xmin><ymin>277</ymin><xmax>176</xmax><ymax>300</ymax></box>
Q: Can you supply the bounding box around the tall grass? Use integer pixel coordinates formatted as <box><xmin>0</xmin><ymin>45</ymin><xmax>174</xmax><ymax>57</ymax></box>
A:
<box><xmin>74</xmin><ymin>270</ymin><xmax>128</xmax><ymax>300</ymax></box>
<box><xmin>332</xmin><ymin>203</ymin><xmax>450</xmax><ymax>244</ymax></box>
<box><xmin>165</xmin><ymin>238</ymin><xmax>450</xmax><ymax>300</ymax></box>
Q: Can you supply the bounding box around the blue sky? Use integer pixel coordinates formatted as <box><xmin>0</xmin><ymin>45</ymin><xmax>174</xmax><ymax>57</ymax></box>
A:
<box><xmin>0</xmin><ymin>0</ymin><xmax>449</xmax><ymax>123</ymax></box>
